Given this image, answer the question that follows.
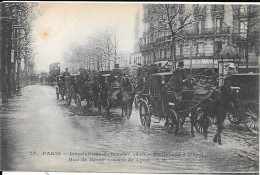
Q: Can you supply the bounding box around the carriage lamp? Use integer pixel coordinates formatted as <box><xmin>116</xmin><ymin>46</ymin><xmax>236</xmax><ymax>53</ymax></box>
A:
<box><xmin>161</xmin><ymin>76</ymin><xmax>166</xmax><ymax>85</ymax></box>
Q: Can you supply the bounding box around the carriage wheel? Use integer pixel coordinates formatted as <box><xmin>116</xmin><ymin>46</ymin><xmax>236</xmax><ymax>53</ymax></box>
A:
<box><xmin>166</xmin><ymin>109</ymin><xmax>179</xmax><ymax>135</ymax></box>
<box><xmin>74</xmin><ymin>94</ymin><xmax>81</xmax><ymax>107</ymax></box>
<box><xmin>122</xmin><ymin>101</ymin><xmax>133</xmax><ymax>119</ymax></box>
<box><xmin>227</xmin><ymin>111</ymin><xmax>241</xmax><ymax>125</ymax></box>
<box><xmin>139</xmin><ymin>100</ymin><xmax>151</xmax><ymax>127</ymax></box>
<box><xmin>243</xmin><ymin>103</ymin><xmax>259</xmax><ymax>131</ymax></box>
<box><xmin>195</xmin><ymin>109</ymin><xmax>203</xmax><ymax>133</ymax></box>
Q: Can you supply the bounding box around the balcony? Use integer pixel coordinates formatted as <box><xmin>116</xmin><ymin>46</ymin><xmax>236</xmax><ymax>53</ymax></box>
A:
<box><xmin>155</xmin><ymin>36</ymin><xmax>165</xmax><ymax>43</ymax></box>
<box><xmin>232</xmin><ymin>30</ymin><xmax>259</xmax><ymax>43</ymax></box>
<box><xmin>140</xmin><ymin>42</ymin><xmax>154</xmax><ymax>51</ymax></box>
<box><xmin>183</xmin><ymin>27</ymin><xmax>231</xmax><ymax>38</ymax></box>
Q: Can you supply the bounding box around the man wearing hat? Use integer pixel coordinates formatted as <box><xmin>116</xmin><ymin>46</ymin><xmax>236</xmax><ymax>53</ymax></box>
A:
<box><xmin>166</xmin><ymin>60</ymin><xmax>190</xmax><ymax>104</ymax></box>
<box><xmin>227</xmin><ymin>63</ymin><xmax>237</xmax><ymax>75</ymax></box>
<box><xmin>63</xmin><ymin>68</ymin><xmax>70</xmax><ymax>77</ymax></box>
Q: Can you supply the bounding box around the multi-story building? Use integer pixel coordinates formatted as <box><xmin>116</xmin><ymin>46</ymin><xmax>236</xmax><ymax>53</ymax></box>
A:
<box><xmin>130</xmin><ymin>9</ymin><xmax>144</xmax><ymax>67</ymax></box>
<box><xmin>139</xmin><ymin>4</ymin><xmax>259</xmax><ymax>73</ymax></box>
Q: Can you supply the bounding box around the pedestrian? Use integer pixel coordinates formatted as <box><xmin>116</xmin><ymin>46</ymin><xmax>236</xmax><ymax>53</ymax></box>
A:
<box><xmin>63</xmin><ymin>68</ymin><xmax>70</xmax><ymax>77</ymax></box>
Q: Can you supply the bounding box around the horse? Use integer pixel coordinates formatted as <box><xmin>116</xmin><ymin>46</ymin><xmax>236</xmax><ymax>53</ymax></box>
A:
<box><xmin>190</xmin><ymin>82</ymin><xmax>240</xmax><ymax>145</ymax></box>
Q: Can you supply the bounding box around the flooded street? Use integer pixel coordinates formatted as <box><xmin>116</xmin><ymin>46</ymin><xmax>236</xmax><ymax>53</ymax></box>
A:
<box><xmin>0</xmin><ymin>85</ymin><xmax>258</xmax><ymax>173</ymax></box>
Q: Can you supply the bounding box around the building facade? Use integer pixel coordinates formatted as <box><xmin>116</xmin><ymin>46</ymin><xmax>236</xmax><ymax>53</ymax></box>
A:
<box><xmin>129</xmin><ymin>9</ymin><xmax>144</xmax><ymax>67</ymax></box>
<box><xmin>139</xmin><ymin>4</ymin><xmax>259</xmax><ymax>72</ymax></box>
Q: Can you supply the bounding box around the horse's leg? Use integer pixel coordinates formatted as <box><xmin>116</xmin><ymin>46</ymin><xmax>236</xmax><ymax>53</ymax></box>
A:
<box><xmin>190</xmin><ymin>109</ymin><xmax>195</xmax><ymax>137</ymax></box>
<box><xmin>213</xmin><ymin>113</ymin><xmax>219</xmax><ymax>143</ymax></box>
<box><xmin>202</xmin><ymin>112</ymin><xmax>209</xmax><ymax>140</ymax></box>
<box><xmin>213</xmin><ymin>110</ymin><xmax>223</xmax><ymax>145</ymax></box>
<box><xmin>217</xmin><ymin>110</ymin><xmax>227</xmax><ymax>145</ymax></box>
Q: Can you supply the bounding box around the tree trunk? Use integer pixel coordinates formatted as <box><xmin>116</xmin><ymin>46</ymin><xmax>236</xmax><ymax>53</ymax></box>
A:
<box><xmin>7</xmin><ymin>26</ymin><xmax>14</xmax><ymax>98</ymax></box>
<box><xmin>245</xmin><ymin>42</ymin><xmax>249</xmax><ymax>72</ymax></box>
<box><xmin>1</xmin><ymin>4</ymin><xmax>9</xmax><ymax>103</ymax></box>
<box><xmin>245</xmin><ymin>22</ymin><xmax>250</xmax><ymax>72</ymax></box>
<box><xmin>173</xmin><ymin>38</ymin><xmax>176</xmax><ymax>70</ymax></box>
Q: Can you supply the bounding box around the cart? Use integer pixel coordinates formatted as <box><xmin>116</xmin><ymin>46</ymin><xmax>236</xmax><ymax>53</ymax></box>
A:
<box><xmin>225</xmin><ymin>73</ymin><xmax>259</xmax><ymax>131</ymax></box>
<box><xmin>138</xmin><ymin>72</ymin><xmax>179</xmax><ymax>134</ymax></box>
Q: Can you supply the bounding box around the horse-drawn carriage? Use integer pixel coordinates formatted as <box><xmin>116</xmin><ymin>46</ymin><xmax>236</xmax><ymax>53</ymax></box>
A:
<box><xmin>56</xmin><ymin>75</ymin><xmax>67</xmax><ymax>100</ymax></box>
<box><xmin>65</xmin><ymin>72</ymin><xmax>98</xmax><ymax>108</ymax></box>
<box><xmin>138</xmin><ymin>69</ymin><xmax>241</xmax><ymax>144</ymax></box>
<box><xmin>49</xmin><ymin>63</ymin><xmax>61</xmax><ymax>85</ymax></box>
<box><xmin>138</xmin><ymin>72</ymin><xmax>179</xmax><ymax>134</ymax></box>
<box><xmin>225</xmin><ymin>73</ymin><xmax>259</xmax><ymax>131</ymax></box>
<box><xmin>96</xmin><ymin>68</ymin><xmax>134</xmax><ymax>118</ymax></box>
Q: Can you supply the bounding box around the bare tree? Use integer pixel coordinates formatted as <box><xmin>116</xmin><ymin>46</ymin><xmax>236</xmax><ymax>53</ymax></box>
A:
<box><xmin>63</xmin><ymin>29</ymin><xmax>122</xmax><ymax>71</ymax></box>
<box><xmin>232</xmin><ymin>5</ymin><xmax>260</xmax><ymax>72</ymax></box>
<box><xmin>143</xmin><ymin>4</ymin><xmax>193</xmax><ymax>68</ymax></box>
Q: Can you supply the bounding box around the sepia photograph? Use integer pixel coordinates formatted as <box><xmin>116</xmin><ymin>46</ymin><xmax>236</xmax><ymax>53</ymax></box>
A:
<box><xmin>0</xmin><ymin>1</ymin><xmax>259</xmax><ymax>174</ymax></box>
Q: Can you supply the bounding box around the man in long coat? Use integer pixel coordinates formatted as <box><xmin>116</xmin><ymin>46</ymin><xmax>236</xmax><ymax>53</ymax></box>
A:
<box><xmin>166</xmin><ymin>60</ymin><xmax>190</xmax><ymax>104</ymax></box>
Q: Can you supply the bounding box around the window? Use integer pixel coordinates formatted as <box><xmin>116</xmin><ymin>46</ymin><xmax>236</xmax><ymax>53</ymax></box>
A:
<box><xmin>216</xmin><ymin>18</ymin><xmax>223</xmax><ymax>33</ymax></box>
<box><xmin>196</xmin><ymin>42</ymin><xmax>205</xmax><ymax>56</ymax></box>
<box><xmin>180</xmin><ymin>43</ymin><xmax>183</xmax><ymax>56</ymax></box>
<box><xmin>214</xmin><ymin>41</ymin><xmax>222</xmax><ymax>53</ymax></box>
<box><xmin>240</xmin><ymin>6</ymin><xmax>246</xmax><ymax>15</ymax></box>
<box><xmin>194</xmin><ymin>20</ymin><xmax>205</xmax><ymax>34</ymax></box>
<box><xmin>239</xmin><ymin>21</ymin><xmax>247</xmax><ymax>38</ymax></box>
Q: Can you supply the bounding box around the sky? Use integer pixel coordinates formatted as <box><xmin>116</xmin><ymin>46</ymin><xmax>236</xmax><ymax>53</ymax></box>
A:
<box><xmin>31</xmin><ymin>2</ymin><xmax>143</xmax><ymax>72</ymax></box>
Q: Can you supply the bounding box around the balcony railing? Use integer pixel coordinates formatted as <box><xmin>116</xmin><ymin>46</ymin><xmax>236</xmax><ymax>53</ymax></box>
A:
<box><xmin>140</xmin><ymin>42</ymin><xmax>154</xmax><ymax>51</ymax></box>
<box><xmin>183</xmin><ymin>27</ymin><xmax>230</xmax><ymax>37</ymax></box>
<box><xmin>155</xmin><ymin>36</ymin><xmax>165</xmax><ymax>43</ymax></box>
<box><xmin>139</xmin><ymin>27</ymin><xmax>232</xmax><ymax>50</ymax></box>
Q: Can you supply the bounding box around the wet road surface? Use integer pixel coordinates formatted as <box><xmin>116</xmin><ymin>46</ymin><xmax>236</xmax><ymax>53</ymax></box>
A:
<box><xmin>0</xmin><ymin>85</ymin><xmax>258</xmax><ymax>173</ymax></box>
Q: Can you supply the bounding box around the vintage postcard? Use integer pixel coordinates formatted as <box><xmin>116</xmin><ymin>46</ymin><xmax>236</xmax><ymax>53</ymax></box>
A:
<box><xmin>0</xmin><ymin>1</ymin><xmax>259</xmax><ymax>174</ymax></box>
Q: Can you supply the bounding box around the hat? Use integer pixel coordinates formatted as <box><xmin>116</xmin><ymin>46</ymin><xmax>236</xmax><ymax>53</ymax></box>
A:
<box><xmin>177</xmin><ymin>60</ymin><xmax>184</xmax><ymax>67</ymax></box>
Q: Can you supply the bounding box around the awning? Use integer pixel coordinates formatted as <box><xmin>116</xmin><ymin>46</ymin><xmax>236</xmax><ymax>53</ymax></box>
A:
<box><xmin>184</xmin><ymin>59</ymin><xmax>218</xmax><ymax>69</ymax></box>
